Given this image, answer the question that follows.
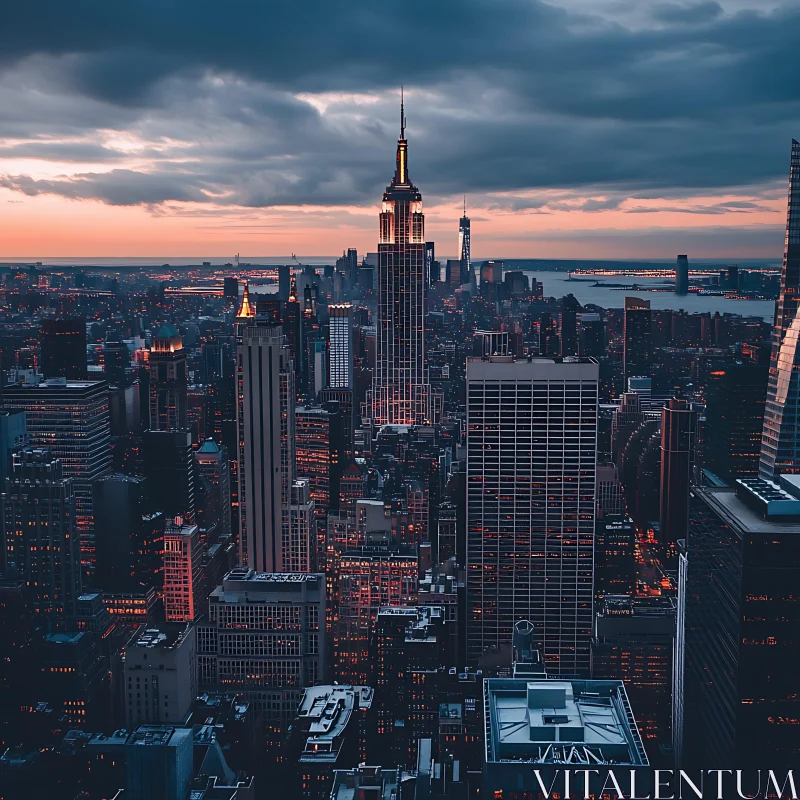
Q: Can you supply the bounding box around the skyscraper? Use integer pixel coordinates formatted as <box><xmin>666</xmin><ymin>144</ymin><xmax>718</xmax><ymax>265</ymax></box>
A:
<box><xmin>371</xmin><ymin>96</ymin><xmax>430</xmax><ymax>425</ymax></box>
<box><xmin>466</xmin><ymin>356</ymin><xmax>599</xmax><ymax>675</ymax></box>
<box><xmin>0</xmin><ymin>448</ymin><xmax>80</xmax><ymax>618</ymax></box>
<box><xmin>198</xmin><ymin>569</ymin><xmax>325</xmax><ymax>742</ymax></box>
<box><xmin>163</xmin><ymin>518</ymin><xmax>204</xmax><ymax>622</ymax></box>
<box><xmin>458</xmin><ymin>198</ymin><xmax>471</xmax><ymax>286</ymax></box>
<box><xmin>760</xmin><ymin>139</ymin><xmax>800</xmax><ymax>478</ymax></box>
<box><xmin>238</xmin><ymin>324</ymin><xmax>296</xmax><ymax>571</ymax></box>
<box><xmin>623</xmin><ymin>296</ymin><xmax>652</xmax><ymax>383</ymax></box>
<box><xmin>675</xmin><ymin>254</ymin><xmax>689</xmax><ymax>296</ymax></box>
<box><xmin>287</xmin><ymin>478</ymin><xmax>314</xmax><ymax>573</ymax></box>
<box><xmin>40</xmin><ymin>317</ymin><xmax>87</xmax><ymax>380</ymax></box>
<box><xmin>147</xmin><ymin>324</ymin><xmax>187</xmax><ymax>431</ymax></box>
<box><xmin>659</xmin><ymin>398</ymin><xmax>696</xmax><ymax>569</ymax></box>
<box><xmin>2</xmin><ymin>379</ymin><xmax>110</xmax><ymax>571</ymax></box>
<box><xmin>682</xmin><ymin>484</ymin><xmax>800</xmax><ymax>767</ymax></box>
<box><xmin>328</xmin><ymin>303</ymin><xmax>354</xmax><ymax>389</ymax></box>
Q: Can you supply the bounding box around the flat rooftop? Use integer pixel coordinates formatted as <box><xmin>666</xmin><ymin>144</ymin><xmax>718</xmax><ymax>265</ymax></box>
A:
<box><xmin>485</xmin><ymin>679</ymin><xmax>647</xmax><ymax>767</ymax></box>
<box><xmin>131</xmin><ymin>623</ymin><xmax>190</xmax><ymax>650</ymax></box>
<box><xmin>297</xmin><ymin>685</ymin><xmax>374</xmax><ymax>764</ymax></box>
<box><xmin>695</xmin><ymin>485</ymin><xmax>800</xmax><ymax>534</ymax></box>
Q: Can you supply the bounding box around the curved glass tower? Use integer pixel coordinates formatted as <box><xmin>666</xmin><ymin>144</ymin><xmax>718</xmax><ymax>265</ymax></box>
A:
<box><xmin>760</xmin><ymin>139</ymin><xmax>800</xmax><ymax>478</ymax></box>
<box><xmin>371</xmin><ymin>97</ymin><xmax>430</xmax><ymax>425</ymax></box>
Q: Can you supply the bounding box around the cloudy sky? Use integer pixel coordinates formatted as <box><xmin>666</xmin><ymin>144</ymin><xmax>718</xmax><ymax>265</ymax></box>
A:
<box><xmin>0</xmin><ymin>0</ymin><xmax>798</xmax><ymax>259</ymax></box>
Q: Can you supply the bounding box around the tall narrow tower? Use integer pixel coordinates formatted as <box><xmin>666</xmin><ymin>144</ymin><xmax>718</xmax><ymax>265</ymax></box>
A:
<box><xmin>760</xmin><ymin>139</ymin><xmax>800</xmax><ymax>478</ymax></box>
<box><xmin>459</xmin><ymin>197</ymin><xmax>471</xmax><ymax>287</ymax></box>
<box><xmin>371</xmin><ymin>94</ymin><xmax>430</xmax><ymax>425</ymax></box>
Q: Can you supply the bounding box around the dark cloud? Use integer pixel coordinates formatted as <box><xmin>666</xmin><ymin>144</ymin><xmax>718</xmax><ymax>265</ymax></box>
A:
<box><xmin>0</xmin><ymin>0</ymin><xmax>798</xmax><ymax>211</ymax></box>
<box><xmin>652</xmin><ymin>2</ymin><xmax>724</xmax><ymax>24</ymax></box>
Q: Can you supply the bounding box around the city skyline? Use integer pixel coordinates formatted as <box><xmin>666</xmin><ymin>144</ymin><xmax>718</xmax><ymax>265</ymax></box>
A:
<box><xmin>1</xmin><ymin>1</ymin><xmax>799</xmax><ymax>258</ymax></box>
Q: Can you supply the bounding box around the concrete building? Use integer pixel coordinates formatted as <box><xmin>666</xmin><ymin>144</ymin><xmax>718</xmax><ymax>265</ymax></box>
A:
<box><xmin>290</xmin><ymin>684</ymin><xmax>375</xmax><ymax>800</ymax></box>
<box><xmin>124</xmin><ymin>622</ymin><xmax>197</xmax><ymax>729</ymax></box>
<box><xmin>287</xmin><ymin>478</ymin><xmax>314</xmax><ymax>573</ymax></box>
<box><xmin>238</xmin><ymin>325</ymin><xmax>296</xmax><ymax>571</ymax></box>
<box><xmin>163</xmin><ymin>518</ymin><xmax>204</xmax><ymax>622</ymax></box>
<box><xmin>483</xmin><ymin>678</ymin><xmax>648</xmax><ymax>796</ymax></box>
<box><xmin>197</xmin><ymin>569</ymin><xmax>325</xmax><ymax>737</ymax></box>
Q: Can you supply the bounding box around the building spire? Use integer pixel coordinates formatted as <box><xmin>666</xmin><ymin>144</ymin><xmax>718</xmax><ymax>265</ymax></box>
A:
<box><xmin>395</xmin><ymin>87</ymin><xmax>409</xmax><ymax>185</ymax></box>
<box><xmin>400</xmin><ymin>85</ymin><xmax>405</xmax><ymax>140</ymax></box>
<box><xmin>236</xmin><ymin>281</ymin><xmax>254</xmax><ymax>319</ymax></box>
<box><xmin>464</xmin><ymin>195</ymin><xmax>467</xmax><ymax>216</ymax></box>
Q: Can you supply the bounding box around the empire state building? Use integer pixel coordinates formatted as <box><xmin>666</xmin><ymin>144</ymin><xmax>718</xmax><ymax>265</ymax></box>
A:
<box><xmin>372</xmin><ymin>97</ymin><xmax>430</xmax><ymax>425</ymax></box>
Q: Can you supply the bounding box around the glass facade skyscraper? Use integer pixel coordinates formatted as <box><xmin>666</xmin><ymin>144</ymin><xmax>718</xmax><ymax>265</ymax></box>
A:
<box><xmin>466</xmin><ymin>356</ymin><xmax>599</xmax><ymax>676</ymax></box>
<box><xmin>371</xmin><ymin>99</ymin><xmax>430</xmax><ymax>425</ymax></box>
<box><xmin>760</xmin><ymin>139</ymin><xmax>800</xmax><ymax>478</ymax></box>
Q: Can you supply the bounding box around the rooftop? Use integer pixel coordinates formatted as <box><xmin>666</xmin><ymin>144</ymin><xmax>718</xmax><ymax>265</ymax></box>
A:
<box><xmin>485</xmin><ymin>679</ymin><xmax>647</xmax><ymax>767</ymax></box>
<box><xmin>131</xmin><ymin>622</ymin><xmax>192</xmax><ymax>650</ymax></box>
<box><xmin>296</xmin><ymin>685</ymin><xmax>374</xmax><ymax>764</ymax></box>
<box><xmin>696</xmin><ymin>484</ymin><xmax>800</xmax><ymax>533</ymax></box>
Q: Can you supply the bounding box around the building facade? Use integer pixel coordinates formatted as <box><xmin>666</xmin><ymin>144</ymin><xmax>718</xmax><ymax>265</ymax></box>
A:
<box><xmin>2</xmin><ymin>379</ymin><xmax>111</xmax><ymax>572</ymax></box>
<box><xmin>198</xmin><ymin>569</ymin><xmax>325</xmax><ymax>736</ymax></box>
<box><xmin>238</xmin><ymin>324</ymin><xmax>296</xmax><ymax>571</ymax></box>
<box><xmin>760</xmin><ymin>138</ymin><xmax>800</xmax><ymax>478</ymax></box>
<box><xmin>371</xmin><ymin>100</ymin><xmax>430</xmax><ymax>425</ymax></box>
<box><xmin>466</xmin><ymin>356</ymin><xmax>599</xmax><ymax>675</ymax></box>
<box><xmin>328</xmin><ymin>303</ymin><xmax>354</xmax><ymax>390</ymax></box>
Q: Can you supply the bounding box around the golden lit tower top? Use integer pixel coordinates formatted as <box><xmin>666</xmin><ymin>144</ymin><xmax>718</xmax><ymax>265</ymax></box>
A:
<box><xmin>236</xmin><ymin>281</ymin><xmax>255</xmax><ymax>319</ymax></box>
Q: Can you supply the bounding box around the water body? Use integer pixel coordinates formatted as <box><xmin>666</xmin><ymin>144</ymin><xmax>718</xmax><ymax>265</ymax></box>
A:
<box><xmin>526</xmin><ymin>270</ymin><xmax>776</xmax><ymax>322</ymax></box>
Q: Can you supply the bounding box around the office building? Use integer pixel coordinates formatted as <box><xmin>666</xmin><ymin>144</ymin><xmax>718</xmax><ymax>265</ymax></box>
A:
<box><xmin>124</xmin><ymin>623</ymin><xmax>197</xmax><ymax>728</ymax></box>
<box><xmin>593</xmin><ymin>515</ymin><xmax>636</xmax><ymax>598</ymax></box>
<box><xmin>238</xmin><ymin>324</ymin><xmax>296</xmax><ymax>571</ymax></box>
<box><xmin>333</xmin><ymin>541</ymin><xmax>418</xmax><ymax>685</ymax></box>
<box><xmin>197</xmin><ymin>569</ymin><xmax>325</xmax><ymax>736</ymax></box>
<box><xmin>148</xmin><ymin>324</ymin><xmax>187</xmax><ymax>431</ymax></box>
<box><xmin>223</xmin><ymin>276</ymin><xmax>239</xmax><ymax>300</ymax></box>
<box><xmin>466</xmin><ymin>356</ymin><xmax>599</xmax><ymax>675</ymax></box>
<box><xmin>0</xmin><ymin>448</ymin><xmax>80</xmax><ymax>617</ymax></box>
<box><xmin>295</xmin><ymin>407</ymin><xmax>333</xmax><ymax>522</ymax></box>
<box><xmin>290</xmin><ymin>685</ymin><xmax>375</xmax><ymax>800</ymax></box>
<box><xmin>761</xmin><ymin>139</ymin><xmax>800</xmax><ymax>478</ymax></box>
<box><xmin>287</xmin><ymin>478</ymin><xmax>314</xmax><ymax>573</ymax></box>
<box><xmin>38</xmin><ymin>630</ymin><xmax>110</xmax><ymax>730</ymax></box>
<box><xmin>328</xmin><ymin>303</ymin><xmax>354</xmax><ymax>389</ymax></box>
<box><xmin>676</xmin><ymin>254</ymin><xmax>689</xmax><ymax>296</ymax></box>
<box><xmin>279</xmin><ymin>264</ymin><xmax>291</xmax><ymax>303</ymax></box>
<box><xmin>458</xmin><ymin>200</ymin><xmax>471</xmax><ymax>286</ymax></box>
<box><xmin>659</xmin><ymin>398</ymin><xmax>696</xmax><ymax>568</ymax></box>
<box><xmin>483</xmin><ymin>679</ymin><xmax>647</xmax><ymax>796</ymax></box>
<box><xmin>143</xmin><ymin>429</ymin><xmax>195</xmax><ymax>521</ymax></box>
<box><xmin>623</xmin><ymin>296</ymin><xmax>652</xmax><ymax>383</ymax></box>
<box><xmin>103</xmin><ymin>339</ymin><xmax>130</xmax><ymax>387</ymax></box>
<box><xmin>682</xmin><ymin>483</ymin><xmax>800</xmax><ymax>767</ymax></box>
<box><xmin>163</xmin><ymin>518</ymin><xmax>204</xmax><ymax>622</ymax></box>
<box><xmin>592</xmin><ymin>595</ymin><xmax>675</xmax><ymax>763</ymax></box>
<box><xmin>578</xmin><ymin>312</ymin><xmax>604</xmax><ymax>358</ymax></box>
<box><xmin>92</xmin><ymin>473</ymin><xmax>164</xmax><ymax>593</ymax></box>
<box><xmin>329</xmin><ymin>765</ymin><xmax>416</xmax><ymax>800</ymax></box>
<box><xmin>0</xmin><ymin>409</ymin><xmax>26</xmax><ymax>483</ymax></box>
<box><xmin>596</xmin><ymin>463</ymin><xmax>623</xmax><ymax>517</ymax></box>
<box><xmin>2</xmin><ymin>379</ymin><xmax>111</xmax><ymax>571</ymax></box>
<box><xmin>40</xmin><ymin>317</ymin><xmax>87</xmax><ymax>380</ymax></box>
<box><xmin>371</xmin><ymin>98</ymin><xmax>430</xmax><ymax>425</ymax></box>
<box><xmin>195</xmin><ymin>438</ymin><xmax>232</xmax><ymax>542</ymax></box>
<box><xmin>372</xmin><ymin>606</ymin><xmax>454</xmax><ymax>767</ymax></box>
<box><xmin>703</xmin><ymin>349</ymin><xmax>768</xmax><ymax>481</ymax></box>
